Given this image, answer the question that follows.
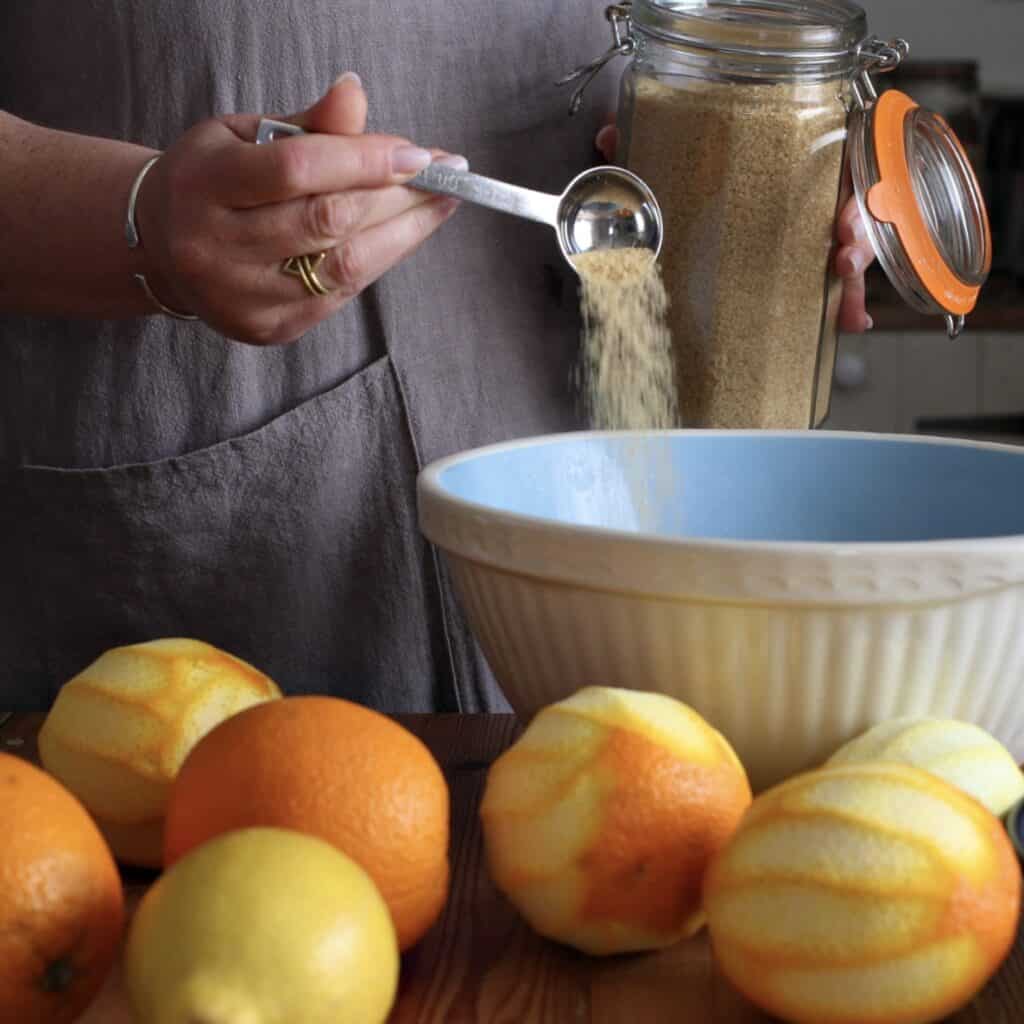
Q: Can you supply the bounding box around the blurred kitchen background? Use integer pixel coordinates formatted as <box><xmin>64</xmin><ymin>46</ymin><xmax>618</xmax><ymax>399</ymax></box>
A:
<box><xmin>823</xmin><ymin>0</ymin><xmax>1024</xmax><ymax>441</ymax></box>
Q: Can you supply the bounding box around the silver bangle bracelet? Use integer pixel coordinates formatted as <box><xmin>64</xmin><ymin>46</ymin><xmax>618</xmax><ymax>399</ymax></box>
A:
<box><xmin>133</xmin><ymin>273</ymin><xmax>200</xmax><ymax>321</ymax></box>
<box><xmin>124</xmin><ymin>155</ymin><xmax>160</xmax><ymax>249</ymax></box>
<box><xmin>125</xmin><ymin>154</ymin><xmax>199</xmax><ymax>321</ymax></box>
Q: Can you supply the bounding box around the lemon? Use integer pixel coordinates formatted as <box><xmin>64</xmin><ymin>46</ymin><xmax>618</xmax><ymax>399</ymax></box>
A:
<box><xmin>827</xmin><ymin>717</ymin><xmax>1024</xmax><ymax>817</ymax></box>
<box><xmin>124</xmin><ymin>827</ymin><xmax>399</xmax><ymax>1024</ymax></box>
<box><xmin>38</xmin><ymin>638</ymin><xmax>281</xmax><ymax>866</ymax></box>
<box><xmin>704</xmin><ymin>762</ymin><xmax>1021</xmax><ymax>1024</ymax></box>
<box><xmin>481</xmin><ymin>686</ymin><xmax>750</xmax><ymax>954</ymax></box>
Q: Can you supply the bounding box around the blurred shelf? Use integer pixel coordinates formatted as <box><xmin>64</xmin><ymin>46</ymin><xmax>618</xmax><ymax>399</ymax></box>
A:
<box><xmin>916</xmin><ymin>413</ymin><xmax>1024</xmax><ymax>445</ymax></box>
<box><xmin>867</xmin><ymin>270</ymin><xmax>1024</xmax><ymax>332</ymax></box>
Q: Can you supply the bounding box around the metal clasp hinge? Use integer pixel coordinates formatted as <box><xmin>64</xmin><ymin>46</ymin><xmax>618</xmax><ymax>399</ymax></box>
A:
<box><xmin>557</xmin><ymin>3</ymin><xmax>635</xmax><ymax>116</ymax></box>
<box><xmin>851</xmin><ymin>36</ymin><xmax>910</xmax><ymax>112</ymax></box>
<box><xmin>946</xmin><ymin>313</ymin><xmax>966</xmax><ymax>340</ymax></box>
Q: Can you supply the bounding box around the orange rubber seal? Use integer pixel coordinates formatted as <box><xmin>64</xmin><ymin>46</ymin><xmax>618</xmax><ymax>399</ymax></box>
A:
<box><xmin>864</xmin><ymin>90</ymin><xmax>982</xmax><ymax>315</ymax></box>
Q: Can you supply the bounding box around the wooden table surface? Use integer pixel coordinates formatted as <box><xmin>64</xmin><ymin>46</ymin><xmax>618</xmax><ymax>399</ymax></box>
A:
<box><xmin>4</xmin><ymin>712</ymin><xmax>1024</xmax><ymax>1023</ymax></box>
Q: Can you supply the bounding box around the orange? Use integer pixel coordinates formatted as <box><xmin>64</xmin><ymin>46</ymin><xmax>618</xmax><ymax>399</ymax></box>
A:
<box><xmin>480</xmin><ymin>686</ymin><xmax>752</xmax><ymax>955</ymax></box>
<box><xmin>39</xmin><ymin>637</ymin><xmax>282</xmax><ymax>867</ymax></box>
<box><xmin>704</xmin><ymin>761</ymin><xmax>1021</xmax><ymax>1024</ymax></box>
<box><xmin>163</xmin><ymin>696</ymin><xmax>449</xmax><ymax>951</ymax></box>
<box><xmin>0</xmin><ymin>752</ymin><xmax>124</xmax><ymax>1024</ymax></box>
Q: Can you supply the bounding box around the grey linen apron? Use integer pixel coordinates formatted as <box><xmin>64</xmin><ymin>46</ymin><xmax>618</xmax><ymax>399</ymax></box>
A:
<box><xmin>0</xmin><ymin>2</ymin><xmax>614</xmax><ymax>711</ymax></box>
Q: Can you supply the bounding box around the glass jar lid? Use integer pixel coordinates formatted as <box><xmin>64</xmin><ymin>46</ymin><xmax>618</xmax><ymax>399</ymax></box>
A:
<box><xmin>631</xmin><ymin>0</ymin><xmax>868</xmax><ymax>77</ymax></box>
<box><xmin>849</xmin><ymin>87</ymin><xmax>992</xmax><ymax>338</ymax></box>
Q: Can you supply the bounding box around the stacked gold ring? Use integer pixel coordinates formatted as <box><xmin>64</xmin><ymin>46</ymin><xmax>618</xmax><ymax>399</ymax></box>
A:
<box><xmin>282</xmin><ymin>252</ymin><xmax>333</xmax><ymax>297</ymax></box>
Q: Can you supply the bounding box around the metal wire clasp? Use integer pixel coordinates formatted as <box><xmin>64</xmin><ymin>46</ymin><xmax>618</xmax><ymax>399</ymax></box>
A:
<box><xmin>557</xmin><ymin>3</ymin><xmax>635</xmax><ymax>116</ymax></box>
<box><xmin>851</xmin><ymin>36</ymin><xmax>910</xmax><ymax>111</ymax></box>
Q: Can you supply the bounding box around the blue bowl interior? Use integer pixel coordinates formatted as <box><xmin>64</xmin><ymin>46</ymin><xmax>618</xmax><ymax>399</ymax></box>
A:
<box><xmin>436</xmin><ymin>434</ymin><xmax>1024</xmax><ymax>543</ymax></box>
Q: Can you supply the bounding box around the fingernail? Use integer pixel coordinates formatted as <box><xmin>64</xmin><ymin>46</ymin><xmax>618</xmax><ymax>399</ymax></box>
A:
<box><xmin>847</xmin><ymin>249</ymin><xmax>868</xmax><ymax>275</ymax></box>
<box><xmin>432</xmin><ymin>154</ymin><xmax>469</xmax><ymax>172</ymax></box>
<box><xmin>437</xmin><ymin>197</ymin><xmax>460</xmax><ymax>217</ymax></box>
<box><xmin>392</xmin><ymin>145</ymin><xmax>433</xmax><ymax>174</ymax></box>
<box><xmin>865</xmin><ymin>313</ymin><xmax>874</xmax><ymax>331</ymax></box>
<box><xmin>334</xmin><ymin>71</ymin><xmax>362</xmax><ymax>89</ymax></box>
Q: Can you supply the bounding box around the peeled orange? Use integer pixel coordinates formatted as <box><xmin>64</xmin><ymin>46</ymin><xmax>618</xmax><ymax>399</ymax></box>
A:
<box><xmin>827</xmin><ymin>717</ymin><xmax>1024</xmax><ymax>817</ymax></box>
<box><xmin>163</xmin><ymin>696</ymin><xmax>450</xmax><ymax>951</ymax></box>
<box><xmin>480</xmin><ymin>686</ymin><xmax>751</xmax><ymax>955</ymax></box>
<box><xmin>704</xmin><ymin>761</ymin><xmax>1021</xmax><ymax>1024</ymax></box>
<box><xmin>38</xmin><ymin>638</ymin><xmax>281</xmax><ymax>867</ymax></box>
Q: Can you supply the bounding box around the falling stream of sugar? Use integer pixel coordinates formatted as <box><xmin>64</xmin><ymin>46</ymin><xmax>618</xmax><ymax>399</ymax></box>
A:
<box><xmin>572</xmin><ymin>248</ymin><xmax>682</xmax><ymax>534</ymax></box>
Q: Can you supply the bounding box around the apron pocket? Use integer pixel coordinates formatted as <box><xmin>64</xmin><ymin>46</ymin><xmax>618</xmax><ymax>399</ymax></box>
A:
<box><xmin>1</xmin><ymin>356</ymin><xmax>455</xmax><ymax>711</ymax></box>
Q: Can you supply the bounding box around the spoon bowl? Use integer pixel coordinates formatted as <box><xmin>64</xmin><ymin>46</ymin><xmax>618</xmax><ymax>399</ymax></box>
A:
<box><xmin>556</xmin><ymin>165</ymin><xmax>663</xmax><ymax>262</ymax></box>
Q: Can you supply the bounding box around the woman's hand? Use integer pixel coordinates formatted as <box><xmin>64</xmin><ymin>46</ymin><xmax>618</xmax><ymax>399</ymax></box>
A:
<box><xmin>833</xmin><ymin>199</ymin><xmax>875</xmax><ymax>333</ymax></box>
<box><xmin>134</xmin><ymin>74</ymin><xmax>464</xmax><ymax>345</ymax></box>
<box><xmin>595</xmin><ymin>123</ymin><xmax>875</xmax><ymax>333</ymax></box>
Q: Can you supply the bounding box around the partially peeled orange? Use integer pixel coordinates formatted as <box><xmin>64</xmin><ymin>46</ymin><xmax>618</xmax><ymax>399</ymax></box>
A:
<box><xmin>827</xmin><ymin>717</ymin><xmax>1024</xmax><ymax>817</ymax></box>
<box><xmin>704</xmin><ymin>761</ymin><xmax>1021</xmax><ymax>1024</ymax></box>
<box><xmin>480</xmin><ymin>686</ymin><xmax>751</xmax><ymax>955</ymax></box>
<box><xmin>38</xmin><ymin>638</ymin><xmax>281</xmax><ymax>867</ymax></box>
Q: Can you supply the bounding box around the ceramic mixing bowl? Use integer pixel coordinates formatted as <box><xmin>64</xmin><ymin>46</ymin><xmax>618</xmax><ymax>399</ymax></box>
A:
<box><xmin>418</xmin><ymin>431</ymin><xmax>1024</xmax><ymax>790</ymax></box>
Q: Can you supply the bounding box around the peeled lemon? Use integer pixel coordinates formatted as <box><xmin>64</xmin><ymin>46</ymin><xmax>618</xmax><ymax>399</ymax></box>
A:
<box><xmin>38</xmin><ymin>638</ymin><xmax>281</xmax><ymax>867</ymax></box>
<box><xmin>481</xmin><ymin>686</ymin><xmax>751</xmax><ymax>955</ymax></box>
<box><xmin>827</xmin><ymin>717</ymin><xmax>1024</xmax><ymax>817</ymax></box>
<box><xmin>704</xmin><ymin>762</ymin><xmax>1021</xmax><ymax>1024</ymax></box>
<box><xmin>124</xmin><ymin>827</ymin><xmax>399</xmax><ymax>1024</ymax></box>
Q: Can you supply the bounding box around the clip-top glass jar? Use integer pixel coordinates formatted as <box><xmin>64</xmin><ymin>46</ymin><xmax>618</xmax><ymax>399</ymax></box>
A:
<box><xmin>562</xmin><ymin>0</ymin><xmax>991</xmax><ymax>430</ymax></box>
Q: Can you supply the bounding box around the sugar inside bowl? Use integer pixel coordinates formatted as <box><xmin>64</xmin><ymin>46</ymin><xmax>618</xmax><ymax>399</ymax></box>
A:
<box><xmin>418</xmin><ymin>431</ymin><xmax>1024</xmax><ymax>790</ymax></box>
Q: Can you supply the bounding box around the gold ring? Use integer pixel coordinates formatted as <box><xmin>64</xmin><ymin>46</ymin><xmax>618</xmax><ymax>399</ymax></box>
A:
<box><xmin>282</xmin><ymin>252</ymin><xmax>333</xmax><ymax>297</ymax></box>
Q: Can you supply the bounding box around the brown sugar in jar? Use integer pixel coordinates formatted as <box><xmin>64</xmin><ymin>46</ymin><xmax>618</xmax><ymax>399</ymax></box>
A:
<box><xmin>625</xmin><ymin>75</ymin><xmax>847</xmax><ymax>428</ymax></box>
<box><xmin>563</xmin><ymin>1</ymin><xmax>991</xmax><ymax>428</ymax></box>
<box><xmin>606</xmin><ymin>0</ymin><xmax>869</xmax><ymax>429</ymax></box>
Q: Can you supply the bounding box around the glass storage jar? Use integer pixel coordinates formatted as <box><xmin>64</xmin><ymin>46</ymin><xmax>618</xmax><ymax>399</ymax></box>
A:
<box><xmin>562</xmin><ymin>0</ymin><xmax>991</xmax><ymax>429</ymax></box>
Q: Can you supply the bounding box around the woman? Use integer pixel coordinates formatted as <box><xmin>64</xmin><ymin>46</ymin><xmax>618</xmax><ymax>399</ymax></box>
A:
<box><xmin>0</xmin><ymin>3</ymin><xmax>873</xmax><ymax>711</ymax></box>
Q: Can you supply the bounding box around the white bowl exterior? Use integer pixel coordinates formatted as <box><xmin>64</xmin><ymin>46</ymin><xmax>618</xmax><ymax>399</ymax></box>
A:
<box><xmin>419</xmin><ymin>431</ymin><xmax>1024</xmax><ymax>790</ymax></box>
<box><xmin>420</xmin><ymin>495</ymin><xmax>1024</xmax><ymax>607</ymax></box>
<box><xmin>448</xmin><ymin>555</ymin><xmax>1024</xmax><ymax>791</ymax></box>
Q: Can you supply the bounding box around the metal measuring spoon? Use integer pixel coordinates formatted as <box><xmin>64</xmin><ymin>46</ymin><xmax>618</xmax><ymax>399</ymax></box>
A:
<box><xmin>255</xmin><ymin>119</ymin><xmax>664</xmax><ymax>266</ymax></box>
<box><xmin>409</xmin><ymin>162</ymin><xmax>663</xmax><ymax>265</ymax></box>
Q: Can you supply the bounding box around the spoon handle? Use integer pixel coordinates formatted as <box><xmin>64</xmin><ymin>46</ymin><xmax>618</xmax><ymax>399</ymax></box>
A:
<box><xmin>254</xmin><ymin>118</ymin><xmax>562</xmax><ymax>230</ymax></box>
<box><xmin>409</xmin><ymin>165</ymin><xmax>561</xmax><ymax>229</ymax></box>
